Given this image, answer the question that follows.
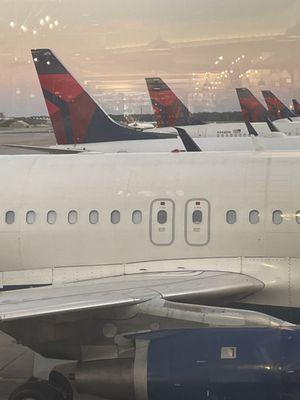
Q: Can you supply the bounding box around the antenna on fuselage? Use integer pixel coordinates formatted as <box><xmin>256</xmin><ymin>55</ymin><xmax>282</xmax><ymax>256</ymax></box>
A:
<box><xmin>175</xmin><ymin>127</ymin><xmax>202</xmax><ymax>152</ymax></box>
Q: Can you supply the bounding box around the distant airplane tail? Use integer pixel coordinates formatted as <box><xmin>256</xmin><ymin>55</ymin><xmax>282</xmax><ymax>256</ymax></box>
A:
<box><xmin>236</xmin><ymin>88</ymin><xmax>271</xmax><ymax>122</ymax></box>
<box><xmin>293</xmin><ymin>99</ymin><xmax>300</xmax><ymax>117</ymax></box>
<box><xmin>262</xmin><ymin>90</ymin><xmax>296</xmax><ymax>120</ymax></box>
<box><xmin>146</xmin><ymin>77</ymin><xmax>206</xmax><ymax>128</ymax></box>
<box><xmin>32</xmin><ymin>49</ymin><xmax>173</xmax><ymax>145</ymax></box>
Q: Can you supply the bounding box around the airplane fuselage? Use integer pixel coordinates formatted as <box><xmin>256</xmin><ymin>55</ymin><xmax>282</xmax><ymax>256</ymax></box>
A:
<box><xmin>148</xmin><ymin>121</ymin><xmax>300</xmax><ymax>137</ymax></box>
<box><xmin>51</xmin><ymin>135</ymin><xmax>300</xmax><ymax>153</ymax></box>
<box><xmin>0</xmin><ymin>151</ymin><xmax>300</xmax><ymax>316</ymax></box>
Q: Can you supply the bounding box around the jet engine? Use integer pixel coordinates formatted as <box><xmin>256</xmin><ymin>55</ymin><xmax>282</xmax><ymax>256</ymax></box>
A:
<box><xmin>75</xmin><ymin>327</ymin><xmax>300</xmax><ymax>400</ymax></box>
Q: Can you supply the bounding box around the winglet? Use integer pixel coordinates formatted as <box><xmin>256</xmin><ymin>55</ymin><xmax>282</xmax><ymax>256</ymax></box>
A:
<box><xmin>146</xmin><ymin>77</ymin><xmax>206</xmax><ymax>128</ymax></box>
<box><xmin>175</xmin><ymin>127</ymin><xmax>202</xmax><ymax>152</ymax></box>
<box><xmin>262</xmin><ymin>90</ymin><xmax>296</xmax><ymax>120</ymax></box>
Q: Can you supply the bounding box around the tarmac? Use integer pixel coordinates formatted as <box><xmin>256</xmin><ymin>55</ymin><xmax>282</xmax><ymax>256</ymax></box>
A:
<box><xmin>0</xmin><ymin>127</ymin><xmax>55</xmax><ymax>399</ymax></box>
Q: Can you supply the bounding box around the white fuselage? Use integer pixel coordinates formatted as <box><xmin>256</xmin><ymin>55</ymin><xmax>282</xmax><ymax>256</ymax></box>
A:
<box><xmin>52</xmin><ymin>135</ymin><xmax>300</xmax><ymax>153</ymax></box>
<box><xmin>147</xmin><ymin>120</ymin><xmax>300</xmax><ymax>138</ymax></box>
<box><xmin>1</xmin><ymin>151</ymin><xmax>300</xmax><ymax>311</ymax></box>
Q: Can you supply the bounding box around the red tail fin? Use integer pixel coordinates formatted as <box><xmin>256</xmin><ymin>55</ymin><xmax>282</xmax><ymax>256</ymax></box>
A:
<box><xmin>32</xmin><ymin>49</ymin><xmax>173</xmax><ymax>144</ymax></box>
<box><xmin>293</xmin><ymin>99</ymin><xmax>300</xmax><ymax>116</ymax></box>
<box><xmin>146</xmin><ymin>77</ymin><xmax>205</xmax><ymax>127</ymax></box>
<box><xmin>236</xmin><ymin>88</ymin><xmax>270</xmax><ymax>122</ymax></box>
<box><xmin>262</xmin><ymin>90</ymin><xmax>296</xmax><ymax>120</ymax></box>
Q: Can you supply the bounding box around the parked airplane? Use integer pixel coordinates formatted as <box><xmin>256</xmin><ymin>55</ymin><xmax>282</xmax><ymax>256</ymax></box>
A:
<box><xmin>6</xmin><ymin>51</ymin><xmax>300</xmax><ymax>155</ymax></box>
<box><xmin>262</xmin><ymin>90</ymin><xmax>298</xmax><ymax>121</ymax></box>
<box><xmin>236</xmin><ymin>88</ymin><xmax>300</xmax><ymax>135</ymax></box>
<box><xmin>145</xmin><ymin>78</ymin><xmax>297</xmax><ymax>138</ymax></box>
<box><xmin>1</xmin><ymin>150</ymin><xmax>300</xmax><ymax>400</ymax></box>
<box><xmin>145</xmin><ymin>77</ymin><xmax>206</xmax><ymax>127</ymax></box>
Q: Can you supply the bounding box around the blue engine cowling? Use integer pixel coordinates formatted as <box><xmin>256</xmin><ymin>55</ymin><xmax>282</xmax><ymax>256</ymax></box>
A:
<box><xmin>146</xmin><ymin>327</ymin><xmax>300</xmax><ymax>400</ymax></box>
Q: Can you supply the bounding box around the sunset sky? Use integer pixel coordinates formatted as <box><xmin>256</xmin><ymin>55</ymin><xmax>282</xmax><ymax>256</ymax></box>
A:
<box><xmin>0</xmin><ymin>0</ymin><xmax>299</xmax><ymax>115</ymax></box>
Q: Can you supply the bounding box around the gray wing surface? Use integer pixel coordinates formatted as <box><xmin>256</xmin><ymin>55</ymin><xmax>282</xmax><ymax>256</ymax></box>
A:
<box><xmin>0</xmin><ymin>271</ymin><xmax>263</xmax><ymax>321</ymax></box>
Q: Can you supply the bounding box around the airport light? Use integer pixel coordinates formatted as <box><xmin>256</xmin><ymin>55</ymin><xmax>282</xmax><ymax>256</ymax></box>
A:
<box><xmin>49</xmin><ymin>23</ymin><xmax>54</xmax><ymax>29</ymax></box>
<box><xmin>9</xmin><ymin>21</ymin><xmax>15</xmax><ymax>28</ymax></box>
<box><xmin>40</xmin><ymin>19</ymin><xmax>45</xmax><ymax>26</ymax></box>
<box><xmin>219</xmin><ymin>56</ymin><xmax>223</xmax><ymax>60</ymax></box>
<box><xmin>33</xmin><ymin>30</ymin><xmax>37</xmax><ymax>35</ymax></box>
<box><xmin>45</xmin><ymin>16</ymin><xmax>51</xmax><ymax>22</ymax></box>
<box><xmin>21</xmin><ymin>25</ymin><xmax>27</xmax><ymax>33</ymax></box>
<box><xmin>54</xmin><ymin>20</ymin><xmax>59</xmax><ymax>26</ymax></box>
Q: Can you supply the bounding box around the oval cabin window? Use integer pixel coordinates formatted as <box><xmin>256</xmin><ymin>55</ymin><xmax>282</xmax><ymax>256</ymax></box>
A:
<box><xmin>26</xmin><ymin>210</ymin><xmax>36</xmax><ymax>225</ymax></box>
<box><xmin>89</xmin><ymin>210</ymin><xmax>99</xmax><ymax>224</ymax></box>
<box><xmin>5</xmin><ymin>211</ymin><xmax>15</xmax><ymax>225</ymax></box>
<box><xmin>132</xmin><ymin>210</ymin><xmax>142</xmax><ymax>224</ymax></box>
<box><xmin>47</xmin><ymin>210</ymin><xmax>57</xmax><ymax>224</ymax></box>
<box><xmin>226</xmin><ymin>210</ymin><xmax>237</xmax><ymax>224</ymax></box>
<box><xmin>192</xmin><ymin>210</ymin><xmax>203</xmax><ymax>224</ymax></box>
<box><xmin>272</xmin><ymin>210</ymin><xmax>283</xmax><ymax>225</ymax></box>
<box><xmin>68</xmin><ymin>210</ymin><xmax>78</xmax><ymax>225</ymax></box>
<box><xmin>111</xmin><ymin>210</ymin><xmax>120</xmax><ymax>224</ymax></box>
<box><xmin>157</xmin><ymin>210</ymin><xmax>167</xmax><ymax>224</ymax></box>
<box><xmin>249</xmin><ymin>210</ymin><xmax>260</xmax><ymax>224</ymax></box>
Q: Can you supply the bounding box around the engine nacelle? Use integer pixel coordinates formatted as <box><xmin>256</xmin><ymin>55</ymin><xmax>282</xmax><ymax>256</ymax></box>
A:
<box><xmin>75</xmin><ymin>327</ymin><xmax>300</xmax><ymax>400</ymax></box>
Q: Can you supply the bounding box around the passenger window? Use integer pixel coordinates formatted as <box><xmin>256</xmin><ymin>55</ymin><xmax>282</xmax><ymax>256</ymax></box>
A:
<box><xmin>296</xmin><ymin>211</ymin><xmax>300</xmax><ymax>224</ymax></box>
<box><xmin>89</xmin><ymin>210</ymin><xmax>99</xmax><ymax>224</ymax></box>
<box><xmin>111</xmin><ymin>210</ymin><xmax>120</xmax><ymax>224</ymax></box>
<box><xmin>26</xmin><ymin>210</ymin><xmax>36</xmax><ymax>224</ymax></box>
<box><xmin>47</xmin><ymin>210</ymin><xmax>57</xmax><ymax>224</ymax></box>
<box><xmin>68</xmin><ymin>210</ymin><xmax>78</xmax><ymax>224</ymax></box>
<box><xmin>157</xmin><ymin>210</ymin><xmax>167</xmax><ymax>224</ymax></box>
<box><xmin>192</xmin><ymin>210</ymin><xmax>203</xmax><ymax>224</ymax></box>
<box><xmin>272</xmin><ymin>210</ymin><xmax>283</xmax><ymax>225</ymax></box>
<box><xmin>226</xmin><ymin>210</ymin><xmax>237</xmax><ymax>224</ymax></box>
<box><xmin>132</xmin><ymin>210</ymin><xmax>142</xmax><ymax>224</ymax></box>
<box><xmin>249</xmin><ymin>210</ymin><xmax>260</xmax><ymax>224</ymax></box>
<box><xmin>5</xmin><ymin>211</ymin><xmax>15</xmax><ymax>225</ymax></box>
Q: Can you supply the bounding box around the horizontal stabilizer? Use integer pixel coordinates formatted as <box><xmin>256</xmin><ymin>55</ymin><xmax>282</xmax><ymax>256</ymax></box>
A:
<box><xmin>3</xmin><ymin>144</ymin><xmax>84</xmax><ymax>154</ymax></box>
<box><xmin>176</xmin><ymin>127</ymin><xmax>202</xmax><ymax>152</ymax></box>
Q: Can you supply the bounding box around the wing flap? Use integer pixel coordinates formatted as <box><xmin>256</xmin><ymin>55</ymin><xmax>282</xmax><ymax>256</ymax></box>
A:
<box><xmin>0</xmin><ymin>271</ymin><xmax>264</xmax><ymax>321</ymax></box>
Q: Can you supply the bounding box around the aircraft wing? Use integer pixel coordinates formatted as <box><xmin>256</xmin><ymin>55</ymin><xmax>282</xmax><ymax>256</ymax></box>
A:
<box><xmin>0</xmin><ymin>270</ymin><xmax>263</xmax><ymax>321</ymax></box>
<box><xmin>3</xmin><ymin>144</ymin><xmax>84</xmax><ymax>154</ymax></box>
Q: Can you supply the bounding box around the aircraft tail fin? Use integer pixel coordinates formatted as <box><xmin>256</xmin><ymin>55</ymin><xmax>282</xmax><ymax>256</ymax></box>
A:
<box><xmin>236</xmin><ymin>88</ymin><xmax>271</xmax><ymax>123</ymax></box>
<box><xmin>262</xmin><ymin>90</ymin><xmax>296</xmax><ymax>120</ymax></box>
<box><xmin>146</xmin><ymin>77</ymin><xmax>206</xmax><ymax>128</ymax></box>
<box><xmin>293</xmin><ymin>99</ymin><xmax>300</xmax><ymax>116</ymax></box>
<box><xmin>32</xmin><ymin>49</ymin><xmax>173</xmax><ymax>145</ymax></box>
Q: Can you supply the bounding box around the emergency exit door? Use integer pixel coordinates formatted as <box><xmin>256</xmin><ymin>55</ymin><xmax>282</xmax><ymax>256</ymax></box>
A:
<box><xmin>150</xmin><ymin>199</ymin><xmax>175</xmax><ymax>246</ymax></box>
<box><xmin>185</xmin><ymin>199</ymin><xmax>210</xmax><ymax>246</ymax></box>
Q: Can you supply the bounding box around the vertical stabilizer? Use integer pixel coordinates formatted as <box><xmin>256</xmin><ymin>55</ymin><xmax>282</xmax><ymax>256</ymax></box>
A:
<box><xmin>293</xmin><ymin>99</ymin><xmax>300</xmax><ymax>117</ymax></box>
<box><xmin>262</xmin><ymin>90</ymin><xmax>296</xmax><ymax>120</ymax></box>
<box><xmin>32</xmin><ymin>49</ymin><xmax>173</xmax><ymax>144</ymax></box>
<box><xmin>236</xmin><ymin>88</ymin><xmax>271</xmax><ymax>123</ymax></box>
<box><xmin>146</xmin><ymin>77</ymin><xmax>206</xmax><ymax>128</ymax></box>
